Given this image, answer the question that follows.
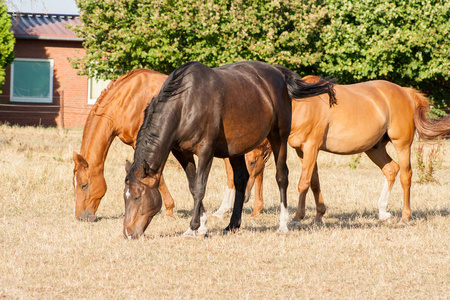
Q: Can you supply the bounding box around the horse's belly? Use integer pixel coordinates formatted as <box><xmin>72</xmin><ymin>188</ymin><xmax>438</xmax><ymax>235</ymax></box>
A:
<box><xmin>323</xmin><ymin>123</ymin><xmax>387</xmax><ymax>154</ymax></box>
<box><xmin>218</xmin><ymin>109</ymin><xmax>274</xmax><ymax>157</ymax></box>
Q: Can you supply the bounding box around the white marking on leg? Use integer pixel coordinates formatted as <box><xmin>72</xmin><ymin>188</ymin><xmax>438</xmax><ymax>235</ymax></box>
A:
<box><xmin>277</xmin><ymin>203</ymin><xmax>289</xmax><ymax>234</ymax></box>
<box><xmin>198</xmin><ymin>212</ymin><xmax>208</xmax><ymax>235</ymax></box>
<box><xmin>125</xmin><ymin>228</ymin><xmax>132</xmax><ymax>240</ymax></box>
<box><xmin>378</xmin><ymin>179</ymin><xmax>392</xmax><ymax>220</ymax></box>
<box><xmin>183</xmin><ymin>227</ymin><xmax>197</xmax><ymax>238</ymax></box>
<box><xmin>212</xmin><ymin>187</ymin><xmax>235</xmax><ymax>218</ymax></box>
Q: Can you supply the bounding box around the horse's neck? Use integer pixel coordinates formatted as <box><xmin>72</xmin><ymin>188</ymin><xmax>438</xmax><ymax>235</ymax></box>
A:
<box><xmin>135</xmin><ymin>104</ymin><xmax>178</xmax><ymax>173</ymax></box>
<box><xmin>80</xmin><ymin>115</ymin><xmax>117</xmax><ymax>172</ymax></box>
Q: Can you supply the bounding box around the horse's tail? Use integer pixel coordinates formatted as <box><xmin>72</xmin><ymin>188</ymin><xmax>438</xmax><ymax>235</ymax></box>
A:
<box><xmin>404</xmin><ymin>87</ymin><xmax>450</xmax><ymax>139</ymax></box>
<box><xmin>275</xmin><ymin>65</ymin><xmax>337</xmax><ymax>107</ymax></box>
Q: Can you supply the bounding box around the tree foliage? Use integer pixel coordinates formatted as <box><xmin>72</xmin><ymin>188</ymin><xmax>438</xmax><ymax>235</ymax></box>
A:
<box><xmin>0</xmin><ymin>2</ymin><xmax>15</xmax><ymax>93</ymax></box>
<box><xmin>318</xmin><ymin>0</ymin><xmax>450</xmax><ymax>111</ymax></box>
<box><xmin>71</xmin><ymin>0</ymin><xmax>325</xmax><ymax>77</ymax></box>
<box><xmin>72</xmin><ymin>0</ymin><xmax>449</xmax><ymax>109</ymax></box>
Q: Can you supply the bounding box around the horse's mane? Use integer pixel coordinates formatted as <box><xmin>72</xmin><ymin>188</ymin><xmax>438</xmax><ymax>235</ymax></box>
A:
<box><xmin>133</xmin><ymin>62</ymin><xmax>196</xmax><ymax>170</ymax></box>
<box><xmin>83</xmin><ymin>69</ymin><xmax>156</xmax><ymax>131</ymax></box>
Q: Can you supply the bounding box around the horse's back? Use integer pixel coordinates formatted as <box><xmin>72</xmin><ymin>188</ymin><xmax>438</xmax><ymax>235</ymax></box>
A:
<box><xmin>177</xmin><ymin>61</ymin><xmax>289</xmax><ymax>157</ymax></box>
<box><xmin>290</xmin><ymin>79</ymin><xmax>413</xmax><ymax>154</ymax></box>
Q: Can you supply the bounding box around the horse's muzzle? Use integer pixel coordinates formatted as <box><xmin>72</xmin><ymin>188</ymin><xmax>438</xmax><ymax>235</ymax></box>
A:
<box><xmin>76</xmin><ymin>210</ymin><xmax>97</xmax><ymax>222</ymax></box>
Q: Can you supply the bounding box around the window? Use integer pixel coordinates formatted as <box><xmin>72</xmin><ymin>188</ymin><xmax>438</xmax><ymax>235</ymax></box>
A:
<box><xmin>10</xmin><ymin>58</ymin><xmax>54</xmax><ymax>103</ymax></box>
<box><xmin>87</xmin><ymin>77</ymin><xmax>111</xmax><ymax>105</ymax></box>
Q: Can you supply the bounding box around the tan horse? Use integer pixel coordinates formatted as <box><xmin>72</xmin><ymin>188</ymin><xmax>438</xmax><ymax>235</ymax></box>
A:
<box><xmin>217</xmin><ymin>76</ymin><xmax>450</xmax><ymax>225</ymax></box>
<box><xmin>72</xmin><ymin>69</ymin><xmax>175</xmax><ymax>222</ymax></box>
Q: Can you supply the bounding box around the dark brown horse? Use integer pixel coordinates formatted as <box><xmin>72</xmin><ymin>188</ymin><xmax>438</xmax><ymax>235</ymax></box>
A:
<box><xmin>218</xmin><ymin>75</ymin><xmax>450</xmax><ymax>225</ymax></box>
<box><xmin>123</xmin><ymin>61</ymin><xmax>336</xmax><ymax>239</ymax></box>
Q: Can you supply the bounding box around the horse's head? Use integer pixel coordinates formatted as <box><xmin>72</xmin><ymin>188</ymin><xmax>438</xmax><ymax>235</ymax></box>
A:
<box><xmin>73</xmin><ymin>151</ymin><xmax>106</xmax><ymax>222</ymax></box>
<box><xmin>123</xmin><ymin>160</ymin><xmax>162</xmax><ymax>239</ymax></box>
<box><xmin>244</xmin><ymin>140</ymin><xmax>272</xmax><ymax>202</ymax></box>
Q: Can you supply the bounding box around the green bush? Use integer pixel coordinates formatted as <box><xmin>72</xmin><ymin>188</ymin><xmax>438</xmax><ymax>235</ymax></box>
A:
<box><xmin>72</xmin><ymin>0</ymin><xmax>449</xmax><ymax>110</ymax></box>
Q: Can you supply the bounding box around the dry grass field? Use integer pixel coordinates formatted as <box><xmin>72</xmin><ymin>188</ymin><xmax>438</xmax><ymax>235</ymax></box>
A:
<box><xmin>0</xmin><ymin>124</ymin><xmax>449</xmax><ymax>299</ymax></box>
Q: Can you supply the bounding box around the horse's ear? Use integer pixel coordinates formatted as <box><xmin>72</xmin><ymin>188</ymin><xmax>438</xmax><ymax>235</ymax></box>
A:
<box><xmin>143</xmin><ymin>160</ymin><xmax>151</xmax><ymax>177</ymax></box>
<box><xmin>73</xmin><ymin>151</ymin><xmax>88</xmax><ymax>169</ymax></box>
<box><xmin>125</xmin><ymin>160</ymin><xmax>132</xmax><ymax>173</ymax></box>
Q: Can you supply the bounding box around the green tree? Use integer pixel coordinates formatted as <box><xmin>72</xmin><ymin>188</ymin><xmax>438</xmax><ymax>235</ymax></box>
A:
<box><xmin>71</xmin><ymin>0</ymin><xmax>325</xmax><ymax>78</ymax></box>
<box><xmin>72</xmin><ymin>0</ymin><xmax>449</xmax><ymax>110</ymax></box>
<box><xmin>317</xmin><ymin>0</ymin><xmax>450</xmax><ymax>112</ymax></box>
<box><xmin>0</xmin><ymin>2</ymin><xmax>14</xmax><ymax>93</ymax></box>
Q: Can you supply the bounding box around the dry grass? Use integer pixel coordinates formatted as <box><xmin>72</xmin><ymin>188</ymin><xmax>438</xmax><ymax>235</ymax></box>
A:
<box><xmin>0</xmin><ymin>124</ymin><xmax>449</xmax><ymax>299</ymax></box>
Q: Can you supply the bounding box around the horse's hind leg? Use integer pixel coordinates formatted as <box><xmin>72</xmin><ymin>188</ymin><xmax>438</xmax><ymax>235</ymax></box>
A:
<box><xmin>310</xmin><ymin>163</ymin><xmax>325</xmax><ymax>224</ymax></box>
<box><xmin>365</xmin><ymin>146</ymin><xmax>400</xmax><ymax>221</ymax></box>
<box><xmin>225</xmin><ymin>155</ymin><xmax>249</xmax><ymax>232</ymax></box>
<box><xmin>292</xmin><ymin>145</ymin><xmax>322</xmax><ymax>224</ymax></box>
<box><xmin>267</xmin><ymin>135</ymin><xmax>289</xmax><ymax>234</ymax></box>
<box><xmin>390</xmin><ymin>140</ymin><xmax>413</xmax><ymax>224</ymax></box>
<box><xmin>158</xmin><ymin>174</ymin><xmax>176</xmax><ymax>219</ymax></box>
<box><xmin>212</xmin><ymin>158</ymin><xmax>235</xmax><ymax>219</ymax></box>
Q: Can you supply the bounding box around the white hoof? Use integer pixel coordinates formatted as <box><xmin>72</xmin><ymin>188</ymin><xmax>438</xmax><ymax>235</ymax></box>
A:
<box><xmin>277</xmin><ymin>225</ymin><xmax>289</xmax><ymax>235</ymax></box>
<box><xmin>183</xmin><ymin>228</ymin><xmax>197</xmax><ymax>238</ymax></box>
<box><xmin>212</xmin><ymin>210</ymin><xmax>225</xmax><ymax>219</ymax></box>
<box><xmin>379</xmin><ymin>211</ymin><xmax>392</xmax><ymax>221</ymax></box>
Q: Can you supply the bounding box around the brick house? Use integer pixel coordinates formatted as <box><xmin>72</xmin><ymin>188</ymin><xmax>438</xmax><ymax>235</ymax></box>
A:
<box><xmin>0</xmin><ymin>13</ymin><xmax>108</xmax><ymax>128</ymax></box>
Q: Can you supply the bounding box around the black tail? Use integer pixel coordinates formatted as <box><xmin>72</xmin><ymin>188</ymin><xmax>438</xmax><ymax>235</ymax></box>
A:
<box><xmin>275</xmin><ymin>65</ymin><xmax>337</xmax><ymax>107</ymax></box>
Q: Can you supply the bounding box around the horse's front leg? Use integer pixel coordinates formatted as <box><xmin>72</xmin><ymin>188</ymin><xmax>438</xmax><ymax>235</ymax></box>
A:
<box><xmin>185</xmin><ymin>150</ymin><xmax>214</xmax><ymax>237</ymax></box>
<box><xmin>224</xmin><ymin>155</ymin><xmax>249</xmax><ymax>233</ymax></box>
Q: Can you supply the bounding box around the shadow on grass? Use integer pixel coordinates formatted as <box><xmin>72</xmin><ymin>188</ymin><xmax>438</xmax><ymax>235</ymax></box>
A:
<box><xmin>241</xmin><ymin>204</ymin><xmax>449</xmax><ymax>233</ymax></box>
<box><xmin>117</xmin><ymin>204</ymin><xmax>449</xmax><ymax>239</ymax></box>
<box><xmin>96</xmin><ymin>214</ymin><xmax>124</xmax><ymax>222</ymax></box>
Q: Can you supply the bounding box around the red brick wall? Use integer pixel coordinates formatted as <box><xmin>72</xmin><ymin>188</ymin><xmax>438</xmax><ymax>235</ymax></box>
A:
<box><xmin>0</xmin><ymin>39</ymin><xmax>90</xmax><ymax>128</ymax></box>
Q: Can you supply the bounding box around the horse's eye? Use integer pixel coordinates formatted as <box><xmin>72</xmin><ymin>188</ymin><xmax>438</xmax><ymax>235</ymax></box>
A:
<box><xmin>81</xmin><ymin>183</ymin><xmax>88</xmax><ymax>190</ymax></box>
<box><xmin>133</xmin><ymin>196</ymin><xmax>141</xmax><ymax>202</ymax></box>
<box><xmin>249</xmin><ymin>160</ymin><xmax>257</xmax><ymax>166</ymax></box>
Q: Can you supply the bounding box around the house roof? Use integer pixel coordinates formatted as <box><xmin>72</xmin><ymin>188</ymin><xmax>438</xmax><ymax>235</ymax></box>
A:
<box><xmin>9</xmin><ymin>13</ymin><xmax>83</xmax><ymax>41</ymax></box>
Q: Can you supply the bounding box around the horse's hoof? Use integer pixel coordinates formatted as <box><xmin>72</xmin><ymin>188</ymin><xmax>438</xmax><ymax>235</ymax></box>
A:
<box><xmin>289</xmin><ymin>220</ymin><xmax>301</xmax><ymax>226</ymax></box>
<box><xmin>250</xmin><ymin>210</ymin><xmax>262</xmax><ymax>218</ymax></box>
<box><xmin>311</xmin><ymin>220</ymin><xmax>324</xmax><ymax>227</ymax></box>
<box><xmin>163</xmin><ymin>213</ymin><xmax>176</xmax><ymax>221</ymax></box>
<box><xmin>197</xmin><ymin>230</ymin><xmax>209</xmax><ymax>238</ymax></box>
<box><xmin>183</xmin><ymin>228</ymin><xmax>197</xmax><ymax>238</ymax></box>
<box><xmin>397</xmin><ymin>219</ymin><xmax>411</xmax><ymax>226</ymax></box>
<box><xmin>379</xmin><ymin>211</ymin><xmax>392</xmax><ymax>221</ymax></box>
<box><xmin>222</xmin><ymin>225</ymin><xmax>239</xmax><ymax>235</ymax></box>
<box><xmin>211</xmin><ymin>211</ymin><xmax>225</xmax><ymax>219</ymax></box>
<box><xmin>276</xmin><ymin>227</ymin><xmax>289</xmax><ymax>235</ymax></box>
<box><xmin>380</xmin><ymin>217</ymin><xmax>394</xmax><ymax>225</ymax></box>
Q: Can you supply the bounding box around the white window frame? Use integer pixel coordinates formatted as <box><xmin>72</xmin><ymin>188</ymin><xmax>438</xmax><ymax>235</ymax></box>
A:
<box><xmin>87</xmin><ymin>77</ymin><xmax>111</xmax><ymax>105</ymax></box>
<box><xmin>10</xmin><ymin>58</ymin><xmax>54</xmax><ymax>103</ymax></box>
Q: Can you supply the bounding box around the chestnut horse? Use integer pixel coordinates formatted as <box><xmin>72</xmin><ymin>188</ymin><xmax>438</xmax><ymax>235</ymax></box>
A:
<box><xmin>217</xmin><ymin>75</ymin><xmax>450</xmax><ymax>225</ymax></box>
<box><xmin>123</xmin><ymin>61</ymin><xmax>336</xmax><ymax>239</ymax></box>
<box><xmin>72</xmin><ymin>69</ymin><xmax>176</xmax><ymax>222</ymax></box>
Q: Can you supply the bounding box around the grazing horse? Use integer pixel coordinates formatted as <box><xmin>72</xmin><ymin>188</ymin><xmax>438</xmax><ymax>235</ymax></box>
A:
<box><xmin>217</xmin><ymin>75</ymin><xmax>450</xmax><ymax>225</ymax></box>
<box><xmin>123</xmin><ymin>61</ymin><xmax>336</xmax><ymax>239</ymax></box>
<box><xmin>72</xmin><ymin>69</ymin><xmax>176</xmax><ymax>222</ymax></box>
